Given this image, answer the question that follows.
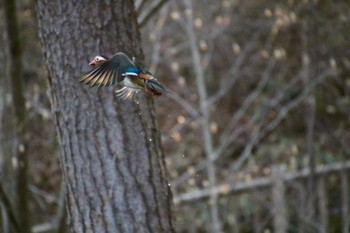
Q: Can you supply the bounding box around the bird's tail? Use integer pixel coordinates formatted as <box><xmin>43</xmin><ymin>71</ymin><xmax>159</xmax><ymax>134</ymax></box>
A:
<box><xmin>145</xmin><ymin>78</ymin><xmax>168</xmax><ymax>96</ymax></box>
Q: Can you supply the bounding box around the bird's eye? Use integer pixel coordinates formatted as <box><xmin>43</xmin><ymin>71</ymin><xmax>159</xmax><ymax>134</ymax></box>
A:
<box><xmin>95</xmin><ymin>57</ymin><xmax>100</xmax><ymax>61</ymax></box>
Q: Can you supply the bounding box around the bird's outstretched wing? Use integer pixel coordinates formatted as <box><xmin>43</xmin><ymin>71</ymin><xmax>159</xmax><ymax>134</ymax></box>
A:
<box><xmin>79</xmin><ymin>53</ymin><xmax>137</xmax><ymax>87</ymax></box>
<box><xmin>115</xmin><ymin>87</ymin><xmax>139</xmax><ymax>99</ymax></box>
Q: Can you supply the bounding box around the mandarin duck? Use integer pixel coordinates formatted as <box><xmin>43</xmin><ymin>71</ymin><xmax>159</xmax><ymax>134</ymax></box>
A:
<box><xmin>79</xmin><ymin>52</ymin><xmax>167</xmax><ymax>99</ymax></box>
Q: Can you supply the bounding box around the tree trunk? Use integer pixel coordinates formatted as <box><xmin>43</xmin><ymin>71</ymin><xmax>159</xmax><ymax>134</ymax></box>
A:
<box><xmin>4</xmin><ymin>0</ymin><xmax>31</xmax><ymax>232</ymax></box>
<box><xmin>317</xmin><ymin>176</ymin><xmax>328</xmax><ymax>233</ymax></box>
<box><xmin>272</xmin><ymin>166</ymin><xmax>287</xmax><ymax>233</ymax></box>
<box><xmin>36</xmin><ymin>1</ymin><xmax>174</xmax><ymax>232</ymax></box>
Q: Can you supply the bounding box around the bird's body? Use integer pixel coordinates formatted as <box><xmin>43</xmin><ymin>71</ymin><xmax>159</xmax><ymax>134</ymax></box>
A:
<box><xmin>79</xmin><ymin>52</ymin><xmax>167</xmax><ymax>99</ymax></box>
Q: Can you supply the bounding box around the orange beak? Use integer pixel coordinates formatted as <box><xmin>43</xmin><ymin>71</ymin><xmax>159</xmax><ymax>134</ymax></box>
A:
<box><xmin>89</xmin><ymin>60</ymin><xmax>97</xmax><ymax>67</ymax></box>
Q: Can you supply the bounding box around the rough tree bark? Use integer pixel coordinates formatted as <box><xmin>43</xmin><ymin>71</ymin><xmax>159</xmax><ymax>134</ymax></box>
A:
<box><xmin>36</xmin><ymin>1</ymin><xmax>174</xmax><ymax>232</ymax></box>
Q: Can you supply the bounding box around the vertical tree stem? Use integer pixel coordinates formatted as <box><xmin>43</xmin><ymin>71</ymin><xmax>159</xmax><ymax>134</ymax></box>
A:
<box><xmin>272</xmin><ymin>166</ymin><xmax>287</xmax><ymax>233</ymax></box>
<box><xmin>182</xmin><ymin>0</ymin><xmax>221</xmax><ymax>231</ymax></box>
<box><xmin>341</xmin><ymin>171</ymin><xmax>349</xmax><ymax>233</ymax></box>
<box><xmin>4</xmin><ymin>0</ymin><xmax>30</xmax><ymax>232</ymax></box>
<box><xmin>317</xmin><ymin>176</ymin><xmax>328</xmax><ymax>233</ymax></box>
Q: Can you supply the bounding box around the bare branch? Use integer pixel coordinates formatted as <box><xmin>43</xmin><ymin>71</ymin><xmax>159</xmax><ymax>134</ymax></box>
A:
<box><xmin>174</xmin><ymin>160</ymin><xmax>350</xmax><ymax>204</ymax></box>
<box><xmin>0</xmin><ymin>182</ymin><xmax>20</xmax><ymax>233</ymax></box>
<box><xmin>135</xmin><ymin>0</ymin><xmax>149</xmax><ymax>11</ymax></box>
<box><xmin>215</xmin><ymin>58</ymin><xmax>276</xmax><ymax>156</ymax></box>
<box><xmin>30</xmin><ymin>184</ymin><xmax>66</xmax><ymax>233</ymax></box>
<box><xmin>171</xmin><ymin>67</ymin><xmax>335</xmax><ymax>189</ymax></box>
<box><xmin>207</xmin><ymin>30</ymin><xmax>263</xmax><ymax>106</ymax></box>
<box><xmin>171</xmin><ymin>59</ymin><xmax>275</xmax><ymax>188</ymax></box>
<box><xmin>138</xmin><ymin>0</ymin><xmax>170</xmax><ymax>28</ymax></box>
<box><xmin>167</xmin><ymin>92</ymin><xmax>200</xmax><ymax>118</ymax></box>
<box><xmin>228</xmin><ymin>68</ymin><xmax>336</xmax><ymax>173</ymax></box>
<box><xmin>149</xmin><ymin>6</ymin><xmax>168</xmax><ymax>72</ymax></box>
<box><xmin>55</xmin><ymin>183</ymin><xmax>66</xmax><ymax>233</ymax></box>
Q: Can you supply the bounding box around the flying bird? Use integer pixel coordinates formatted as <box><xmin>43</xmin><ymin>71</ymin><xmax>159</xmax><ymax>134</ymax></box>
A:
<box><xmin>79</xmin><ymin>52</ymin><xmax>167</xmax><ymax>99</ymax></box>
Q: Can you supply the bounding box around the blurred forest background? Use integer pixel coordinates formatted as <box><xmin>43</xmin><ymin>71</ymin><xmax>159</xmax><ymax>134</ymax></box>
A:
<box><xmin>1</xmin><ymin>0</ymin><xmax>350</xmax><ymax>232</ymax></box>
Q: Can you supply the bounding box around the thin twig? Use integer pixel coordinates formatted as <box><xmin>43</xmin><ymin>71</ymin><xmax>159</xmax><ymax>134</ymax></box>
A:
<box><xmin>135</xmin><ymin>0</ymin><xmax>148</xmax><ymax>11</ymax></box>
<box><xmin>207</xmin><ymin>30</ymin><xmax>262</xmax><ymax>106</ymax></box>
<box><xmin>171</xmin><ymin>59</ymin><xmax>275</xmax><ymax>188</ymax></box>
<box><xmin>55</xmin><ymin>183</ymin><xmax>67</xmax><ymax>233</ymax></box>
<box><xmin>138</xmin><ymin>0</ymin><xmax>170</xmax><ymax>28</ymax></box>
<box><xmin>228</xmin><ymin>69</ymin><xmax>336</xmax><ymax>174</ymax></box>
<box><xmin>149</xmin><ymin>6</ymin><xmax>168</xmax><ymax>72</ymax></box>
<box><xmin>0</xmin><ymin>182</ymin><xmax>20</xmax><ymax>233</ymax></box>
<box><xmin>215</xmin><ymin>58</ymin><xmax>276</xmax><ymax>156</ymax></box>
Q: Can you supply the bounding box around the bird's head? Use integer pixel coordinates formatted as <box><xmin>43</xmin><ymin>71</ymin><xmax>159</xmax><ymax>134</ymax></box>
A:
<box><xmin>89</xmin><ymin>55</ymin><xmax>108</xmax><ymax>67</ymax></box>
<box><xmin>136</xmin><ymin>65</ymin><xmax>154</xmax><ymax>79</ymax></box>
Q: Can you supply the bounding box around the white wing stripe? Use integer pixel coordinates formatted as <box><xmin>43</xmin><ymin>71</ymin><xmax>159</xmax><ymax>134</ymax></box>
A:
<box><xmin>122</xmin><ymin>72</ymin><xmax>138</xmax><ymax>77</ymax></box>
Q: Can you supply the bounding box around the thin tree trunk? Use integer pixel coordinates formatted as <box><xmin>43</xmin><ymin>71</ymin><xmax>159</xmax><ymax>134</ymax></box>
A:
<box><xmin>4</xmin><ymin>0</ymin><xmax>31</xmax><ymax>232</ymax></box>
<box><xmin>36</xmin><ymin>1</ymin><xmax>174</xmax><ymax>232</ymax></box>
<box><xmin>306</xmin><ymin>96</ymin><xmax>316</xmax><ymax>222</ymax></box>
<box><xmin>272</xmin><ymin>166</ymin><xmax>287</xmax><ymax>233</ymax></box>
<box><xmin>341</xmin><ymin>171</ymin><xmax>349</xmax><ymax>233</ymax></box>
<box><xmin>317</xmin><ymin>176</ymin><xmax>328</xmax><ymax>233</ymax></box>
<box><xmin>181</xmin><ymin>0</ymin><xmax>221</xmax><ymax>232</ymax></box>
